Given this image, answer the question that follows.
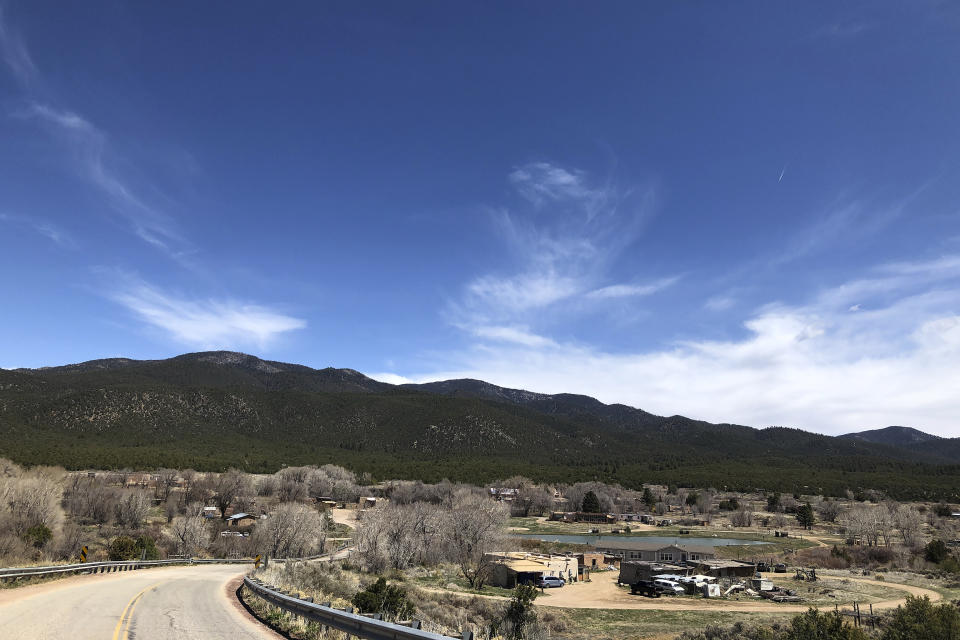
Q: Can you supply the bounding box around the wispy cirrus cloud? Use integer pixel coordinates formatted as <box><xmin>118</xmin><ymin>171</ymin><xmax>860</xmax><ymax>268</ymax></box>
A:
<box><xmin>586</xmin><ymin>276</ymin><xmax>680</xmax><ymax>300</ymax></box>
<box><xmin>470</xmin><ymin>325</ymin><xmax>558</xmax><ymax>348</ymax></box>
<box><xmin>0</xmin><ymin>212</ymin><xmax>75</xmax><ymax>247</ymax></box>
<box><xmin>1</xmin><ymin>11</ymin><xmax>186</xmax><ymax>256</ymax></box>
<box><xmin>508</xmin><ymin>162</ymin><xmax>612</xmax><ymax>219</ymax></box>
<box><xmin>704</xmin><ymin>294</ymin><xmax>736</xmax><ymax>312</ymax></box>
<box><xmin>107</xmin><ymin>276</ymin><xmax>306</xmax><ymax>349</ymax></box>
<box><xmin>22</xmin><ymin>103</ymin><xmax>185</xmax><ymax>252</ymax></box>
<box><xmin>449</xmin><ymin>162</ymin><xmax>671</xmax><ymax>337</ymax></box>
<box><xmin>0</xmin><ymin>5</ymin><xmax>35</xmax><ymax>85</ymax></box>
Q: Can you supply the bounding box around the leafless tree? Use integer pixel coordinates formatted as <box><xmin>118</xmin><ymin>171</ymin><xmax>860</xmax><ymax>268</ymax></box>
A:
<box><xmin>256</xmin><ymin>475</ymin><xmax>278</xmax><ymax>497</ymax></box>
<box><xmin>444</xmin><ymin>491</ymin><xmax>508</xmax><ymax>589</ymax></box>
<box><xmin>66</xmin><ymin>477</ymin><xmax>118</xmax><ymax>526</ymax></box>
<box><xmin>564</xmin><ymin>482</ymin><xmax>615</xmax><ymax>514</ymax></box>
<box><xmin>843</xmin><ymin>504</ymin><xmax>890</xmax><ymax>546</ymax></box>
<box><xmin>311</xmin><ymin>464</ymin><xmax>362</xmax><ymax>502</ymax></box>
<box><xmin>817</xmin><ymin>499</ymin><xmax>843</xmax><ymax>523</ymax></box>
<box><xmin>164</xmin><ymin>493</ymin><xmax>181</xmax><ymax>522</ymax></box>
<box><xmin>252</xmin><ymin>503</ymin><xmax>325</xmax><ymax>558</ymax></box>
<box><xmin>180</xmin><ymin>470</ymin><xmax>210</xmax><ymax>508</ymax></box>
<box><xmin>51</xmin><ymin>523</ymin><xmax>88</xmax><ymax>561</ymax></box>
<box><xmin>890</xmin><ymin>503</ymin><xmax>922</xmax><ymax>548</ymax></box>
<box><xmin>1</xmin><ymin>476</ymin><xmax>63</xmax><ymax>536</ymax></box>
<box><xmin>212</xmin><ymin>469</ymin><xmax>253</xmax><ymax>519</ymax></box>
<box><xmin>154</xmin><ymin>469</ymin><xmax>179</xmax><ymax>503</ymax></box>
<box><xmin>168</xmin><ymin>514</ymin><xmax>208</xmax><ymax>556</ymax></box>
<box><xmin>0</xmin><ymin>458</ymin><xmax>22</xmax><ymax>478</ymax></box>
<box><xmin>276</xmin><ymin>467</ymin><xmax>311</xmax><ymax>503</ymax></box>
<box><xmin>731</xmin><ymin>508</ymin><xmax>753</xmax><ymax>527</ymax></box>
<box><xmin>115</xmin><ymin>491</ymin><xmax>152</xmax><ymax>529</ymax></box>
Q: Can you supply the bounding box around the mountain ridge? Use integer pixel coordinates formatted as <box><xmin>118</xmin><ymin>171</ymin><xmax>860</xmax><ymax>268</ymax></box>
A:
<box><xmin>2</xmin><ymin>351</ymin><xmax>958</xmax><ymax>499</ymax></box>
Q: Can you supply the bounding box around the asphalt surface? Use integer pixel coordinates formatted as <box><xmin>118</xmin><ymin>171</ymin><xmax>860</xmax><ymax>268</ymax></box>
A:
<box><xmin>0</xmin><ymin>564</ymin><xmax>275</xmax><ymax>640</ymax></box>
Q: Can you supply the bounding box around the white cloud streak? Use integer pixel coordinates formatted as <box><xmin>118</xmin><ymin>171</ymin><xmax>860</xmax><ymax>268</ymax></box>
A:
<box><xmin>2</xmin><ymin>11</ymin><xmax>186</xmax><ymax>256</ymax></box>
<box><xmin>451</xmin><ymin>162</ymin><xmax>666</xmax><ymax>333</ymax></box>
<box><xmin>586</xmin><ymin>276</ymin><xmax>680</xmax><ymax>300</ymax></box>
<box><xmin>409</xmin><ymin>254</ymin><xmax>960</xmax><ymax>437</ymax></box>
<box><xmin>109</xmin><ymin>278</ymin><xmax>306</xmax><ymax>350</ymax></box>
<box><xmin>23</xmin><ymin>103</ymin><xmax>184</xmax><ymax>251</ymax></box>
<box><xmin>0</xmin><ymin>6</ymin><xmax>36</xmax><ymax>85</ymax></box>
<box><xmin>0</xmin><ymin>212</ymin><xmax>74</xmax><ymax>247</ymax></box>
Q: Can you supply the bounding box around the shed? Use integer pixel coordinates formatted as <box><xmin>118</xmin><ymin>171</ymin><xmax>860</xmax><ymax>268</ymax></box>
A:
<box><xmin>693</xmin><ymin>559</ymin><xmax>757</xmax><ymax>579</ymax></box>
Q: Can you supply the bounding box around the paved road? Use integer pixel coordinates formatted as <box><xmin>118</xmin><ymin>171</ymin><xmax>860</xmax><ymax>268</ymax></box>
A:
<box><xmin>0</xmin><ymin>564</ymin><xmax>275</xmax><ymax>640</ymax></box>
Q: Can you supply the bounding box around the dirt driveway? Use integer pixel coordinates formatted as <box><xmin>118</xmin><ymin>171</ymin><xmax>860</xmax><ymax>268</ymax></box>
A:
<box><xmin>535</xmin><ymin>570</ymin><xmax>940</xmax><ymax>613</ymax></box>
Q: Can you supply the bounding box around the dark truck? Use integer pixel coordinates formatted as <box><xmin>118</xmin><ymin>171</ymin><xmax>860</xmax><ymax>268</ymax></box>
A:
<box><xmin>630</xmin><ymin>580</ymin><xmax>664</xmax><ymax>598</ymax></box>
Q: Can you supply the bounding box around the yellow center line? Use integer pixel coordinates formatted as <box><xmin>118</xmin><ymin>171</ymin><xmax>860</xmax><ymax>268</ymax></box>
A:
<box><xmin>111</xmin><ymin>580</ymin><xmax>163</xmax><ymax>640</ymax></box>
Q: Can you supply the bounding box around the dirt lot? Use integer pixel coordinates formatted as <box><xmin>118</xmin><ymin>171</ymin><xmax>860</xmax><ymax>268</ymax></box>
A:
<box><xmin>329</xmin><ymin>508</ymin><xmax>359</xmax><ymax>528</ymax></box>
<box><xmin>535</xmin><ymin>569</ymin><xmax>940</xmax><ymax>613</ymax></box>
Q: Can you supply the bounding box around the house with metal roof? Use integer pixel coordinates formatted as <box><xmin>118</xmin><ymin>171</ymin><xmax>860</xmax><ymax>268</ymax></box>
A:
<box><xmin>592</xmin><ymin>540</ymin><xmax>716</xmax><ymax>563</ymax></box>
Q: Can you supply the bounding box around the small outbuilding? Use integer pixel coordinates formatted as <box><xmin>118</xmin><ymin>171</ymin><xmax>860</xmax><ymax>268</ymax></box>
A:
<box><xmin>692</xmin><ymin>559</ymin><xmax>757</xmax><ymax>579</ymax></box>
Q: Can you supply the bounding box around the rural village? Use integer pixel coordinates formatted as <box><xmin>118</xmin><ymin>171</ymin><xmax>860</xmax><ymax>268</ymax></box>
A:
<box><xmin>1</xmin><ymin>461</ymin><xmax>958</xmax><ymax>639</ymax></box>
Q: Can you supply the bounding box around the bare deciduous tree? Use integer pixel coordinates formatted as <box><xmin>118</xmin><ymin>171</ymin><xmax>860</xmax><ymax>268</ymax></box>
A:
<box><xmin>66</xmin><ymin>478</ymin><xmax>118</xmax><ymax>526</ymax></box>
<box><xmin>168</xmin><ymin>514</ymin><xmax>208</xmax><ymax>556</ymax></box>
<box><xmin>115</xmin><ymin>491</ymin><xmax>152</xmax><ymax>529</ymax></box>
<box><xmin>890</xmin><ymin>503</ymin><xmax>922</xmax><ymax>548</ymax></box>
<box><xmin>2</xmin><ymin>476</ymin><xmax>63</xmax><ymax>536</ymax></box>
<box><xmin>817</xmin><ymin>499</ymin><xmax>843</xmax><ymax>523</ymax></box>
<box><xmin>445</xmin><ymin>492</ymin><xmax>507</xmax><ymax>589</ymax></box>
<box><xmin>154</xmin><ymin>469</ymin><xmax>179</xmax><ymax>503</ymax></box>
<box><xmin>252</xmin><ymin>503</ymin><xmax>325</xmax><ymax>558</ymax></box>
<box><xmin>212</xmin><ymin>469</ymin><xmax>253</xmax><ymax>519</ymax></box>
<box><xmin>731</xmin><ymin>508</ymin><xmax>753</xmax><ymax>527</ymax></box>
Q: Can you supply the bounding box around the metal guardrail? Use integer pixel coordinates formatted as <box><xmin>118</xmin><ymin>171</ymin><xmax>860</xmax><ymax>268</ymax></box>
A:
<box><xmin>0</xmin><ymin>559</ymin><xmax>190</xmax><ymax>581</ymax></box>
<box><xmin>243</xmin><ymin>576</ymin><xmax>468</xmax><ymax>640</ymax></box>
<box><xmin>0</xmin><ymin>544</ymin><xmax>352</xmax><ymax>582</ymax></box>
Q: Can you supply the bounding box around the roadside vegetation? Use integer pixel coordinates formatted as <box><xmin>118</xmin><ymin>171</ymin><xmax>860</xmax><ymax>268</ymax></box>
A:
<box><xmin>2</xmin><ymin>459</ymin><xmax>959</xmax><ymax>638</ymax></box>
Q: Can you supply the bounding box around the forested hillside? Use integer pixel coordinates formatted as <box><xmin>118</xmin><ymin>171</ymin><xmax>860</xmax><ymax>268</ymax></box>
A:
<box><xmin>1</xmin><ymin>351</ymin><xmax>957</xmax><ymax>499</ymax></box>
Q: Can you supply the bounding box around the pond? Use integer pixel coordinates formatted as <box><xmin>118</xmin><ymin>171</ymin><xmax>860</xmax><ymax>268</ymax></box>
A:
<box><xmin>513</xmin><ymin>534</ymin><xmax>770</xmax><ymax>547</ymax></box>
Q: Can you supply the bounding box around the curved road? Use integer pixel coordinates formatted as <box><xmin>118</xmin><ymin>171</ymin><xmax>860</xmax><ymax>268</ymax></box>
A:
<box><xmin>0</xmin><ymin>565</ymin><xmax>276</xmax><ymax>640</ymax></box>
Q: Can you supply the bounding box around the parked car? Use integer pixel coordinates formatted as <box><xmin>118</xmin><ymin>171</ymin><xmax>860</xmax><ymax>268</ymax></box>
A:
<box><xmin>773</xmin><ymin>563</ymin><xmax>787</xmax><ymax>573</ymax></box>
<box><xmin>653</xmin><ymin>579</ymin><xmax>686</xmax><ymax>595</ymax></box>
<box><xmin>630</xmin><ymin>580</ymin><xmax>663</xmax><ymax>598</ymax></box>
<box><xmin>536</xmin><ymin>576</ymin><xmax>565</xmax><ymax>588</ymax></box>
<box><xmin>756</xmin><ymin>562</ymin><xmax>769</xmax><ymax>572</ymax></box>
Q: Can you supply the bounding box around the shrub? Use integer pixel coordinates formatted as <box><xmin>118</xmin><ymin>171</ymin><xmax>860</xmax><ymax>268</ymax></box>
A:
<box><xmin>784</xmin><ymin>609</ymin><xmax>869</xmax><ymax>640</ymax></box>
<box><xmin>136</xmin><ymin>535</ymin><xmax>160</xmax><ymax>560</ymax></box>
<box><xmin>501</xmin><ymin>584</ymin><xmax>538</xmax><ymax>640</ymax></box>
<box><xmin>925</xmin><ymin>540</ymin><xmax>949</xmax><ymax>564</ymax></box>
<box><xmin>351</xmin><ymin>577</ymin><xmax>415</xmax><ymax>621</ymax></box>
<box><xmin>22</xmin><ymin>524</ymin><xmax>53</xmax><ymax>549</ymax></box>
<box><xmin>880</xmin><ymin>596</ymin><xmax>960</xmax><ymax>640</ymax></box>
<box><xmin>108</xmin><ymin>536</ymin><xmax>138</xmax><ymax>560</ymax></box>
<box><xmin>719</xmin><ymin>498</ymin><xmax>740</xmax><ymax>511</ymax></box>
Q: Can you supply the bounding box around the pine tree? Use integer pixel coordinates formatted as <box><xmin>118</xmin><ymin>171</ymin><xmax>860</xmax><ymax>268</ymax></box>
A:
<box><xmin>581</xmin><ymin>491</ymin><xmax>601</xmax><ymax>513</ymax></box>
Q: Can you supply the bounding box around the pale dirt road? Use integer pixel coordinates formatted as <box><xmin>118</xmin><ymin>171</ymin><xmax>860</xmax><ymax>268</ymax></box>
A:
<box><xmin>330</xmin><ymin>508</ymin><xmax>359</xmax><ymax>528</ymax></box>
<box><xmin>0</xmin><ymin>564</ymin><xmax>278</xmax><ymax>640</ymax></box>
<box><xmin>475</xmin><ymin>570</ymin><xmax>941</xmax><ymax>613</ymax></box>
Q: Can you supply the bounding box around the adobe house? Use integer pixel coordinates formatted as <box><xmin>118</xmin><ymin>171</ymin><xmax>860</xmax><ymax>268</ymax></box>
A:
<box><xmin>593</xmin><ymin>540</ymin><xmax>716</xmax><ymax>563</ymax></box>
<box><xmin>485</xmin><ymin>552</ymin><xmax>580</xmax><ymax>588</ymax></box>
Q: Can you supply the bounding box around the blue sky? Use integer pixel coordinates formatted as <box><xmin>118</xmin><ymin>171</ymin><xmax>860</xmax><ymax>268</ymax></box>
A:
<box><xmin>2</xmin><ymin>2</ymin><xmax>960</xmax><ymax>435</ymax></box>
